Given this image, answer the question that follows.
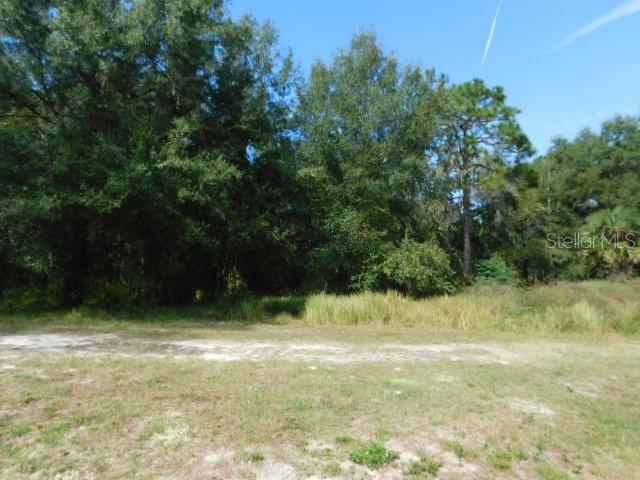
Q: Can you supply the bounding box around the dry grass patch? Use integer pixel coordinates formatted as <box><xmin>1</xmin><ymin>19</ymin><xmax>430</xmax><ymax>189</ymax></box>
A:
<box><xmin>1</xmin><ymin>334</ymin><xmax>637</xmax><ymax>478</ymax></box>
<box><xmin>303</xmin><ymin>279</ymin><xmax>640</xmax><ymax>332</ymax></box>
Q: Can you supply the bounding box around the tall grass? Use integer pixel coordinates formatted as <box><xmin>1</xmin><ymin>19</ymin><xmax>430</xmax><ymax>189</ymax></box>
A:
<box><xmin>303</xmin><ymin>280</ymin><xmax>640</xmax><ymax>333</ymax></box>
<box><xmin>3</xmin><ymin>280</ymin><xmax>639</xmax><ymax>334</ymax></box>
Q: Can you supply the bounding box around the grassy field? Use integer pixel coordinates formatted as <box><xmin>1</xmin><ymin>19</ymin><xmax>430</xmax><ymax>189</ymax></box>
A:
<box><xmin>1</xmin><ymin>280</ymin><xmax>639</xmax><ymax>479</ymax></box>
<box><xmin>1</xmin><ymin>330</ymin><xmax>638</xmax><ymax>479</ymax></box>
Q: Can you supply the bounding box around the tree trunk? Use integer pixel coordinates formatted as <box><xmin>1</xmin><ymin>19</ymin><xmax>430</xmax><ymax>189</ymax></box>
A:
<box><xmin>462</xmin><ymin>185</ymin><xmax>472</xmax><ymax>277</ymax></box>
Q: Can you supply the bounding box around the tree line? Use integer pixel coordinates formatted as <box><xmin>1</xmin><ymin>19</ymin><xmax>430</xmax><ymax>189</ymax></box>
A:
<box><xmin>1</xmin><ymin>0</ymin><xmax>639</xmax><ymax>307</ymax></box>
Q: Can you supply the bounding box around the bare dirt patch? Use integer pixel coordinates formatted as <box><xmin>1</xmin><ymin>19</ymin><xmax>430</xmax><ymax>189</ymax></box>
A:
<box><xmin>0</xmin><ymin>333</ymin><xmax>520</xmax><ymax>365</ymax></box>
<box><xmin>0</xmin><ymin>334</ymin><xmax>102</xmax><ymax>350</ymax></box>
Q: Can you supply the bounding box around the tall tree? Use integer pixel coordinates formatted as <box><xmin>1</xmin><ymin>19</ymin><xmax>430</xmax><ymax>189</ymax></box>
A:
<box><xmin>436</xmin><ymin>79</ymin><xmax>533</xmax><ymax>276</ymax></box>
<box><xmin>533</xmin><ymin>115</ymin><xmax>640</xmax><ymax>280</ymax></box>
<box><xmin>0</xmin><ymin>0</ymin><xmax>296</xmax><ymax>305</ymax></box>
<box><xmin>297</xmin><ymin>33</ymin><xmax>443</xmax><ymax>289</ymax></box>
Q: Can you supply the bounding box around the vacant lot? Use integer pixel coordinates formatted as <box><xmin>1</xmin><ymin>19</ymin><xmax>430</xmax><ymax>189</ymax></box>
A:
<box><xmin>1</xmin><ymin>281</ymin><xmax>639</xmax><ymax>479</ymax></box>
<box><xmin>1</xmin><ymin>324</ymin><xmax>639</xmax><ymax>479</ymax></box>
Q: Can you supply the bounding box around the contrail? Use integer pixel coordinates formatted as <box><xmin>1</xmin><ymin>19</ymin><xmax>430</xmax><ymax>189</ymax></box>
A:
<box><xmin>481</xmin><ymin>0</ymin><xmax>504</xmax><ymax>68</ymax></box>
<box><xmin>550</xmin><ymin>0</ymin><xmax>640</xmax><ymax>52</ymax></box>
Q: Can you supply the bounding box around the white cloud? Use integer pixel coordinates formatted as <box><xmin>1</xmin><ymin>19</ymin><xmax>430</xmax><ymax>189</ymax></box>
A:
<box><xmin>550</xmin><ymin>0</ymin><xmax>640</xmax><ymax>52</ymax></box>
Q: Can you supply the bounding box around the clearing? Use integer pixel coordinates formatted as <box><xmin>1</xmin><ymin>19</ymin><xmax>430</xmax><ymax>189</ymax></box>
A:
<box><xmin>0</xmin><ymin>323</ymin><xmax>639</xmax><ymax>479</ymax></box>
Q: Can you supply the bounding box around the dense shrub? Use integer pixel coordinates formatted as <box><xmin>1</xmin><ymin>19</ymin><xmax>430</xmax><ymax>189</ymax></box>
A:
<box><xmin>0</xmin><ymin>286</ymin><xmax>60</xmax><ymax>312</ymax></box>
<box><xmin>475</xmin><ymin>254</ymin><xmax>515</xmax><ymax>283</ymax></box>
<box><xmin>312</xmin><ymin>210</ymin><xmax>387</xmax><ymax>292</ymax></box>
<box><xmin>558</xmin><ymin>260</ymin><xmax>589</xmax><ymax>281</ymax></box>
<box><xmin>84</xmin><ymin>281</ymin><xmax>146</xmax><ymax>309</ymax></box>
<box><xmin>380</xmin><ymin>240</ymin><xmax>455</xmax><ymax>297</ymax></box>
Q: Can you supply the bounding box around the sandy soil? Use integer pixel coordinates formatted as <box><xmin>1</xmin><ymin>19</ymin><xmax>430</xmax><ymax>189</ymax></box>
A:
<box><xmin>0</xmin><ymin>333</ymin><xmax>521</xmax><ymax>365</ymax></box>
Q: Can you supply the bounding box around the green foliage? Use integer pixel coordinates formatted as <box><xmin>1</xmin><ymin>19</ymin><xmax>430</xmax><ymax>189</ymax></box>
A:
<box><xmin>310</xmin><ymin>209</ymin><xmax>387</xmax><ymax>292</ymax></box>
<box><xmin>437</xmin><ymin>78</ymin><xmax>534</xmax><ymax>275</ymax></box>
<box><xmin>84</xmin><ymin>281</ymin><xmax>147</xmax><ymax>309</ymax></box>
<box><xmin>298</xmin><ymin>33</ymin><xmax>443</xmax><ymax>291</ymax></box>
<box><xmin>0</xmin><ymin>286</ymin><xmax>60</xmax><ymax>312</ymax></box>
<box><xmin>534</xmin><ymin>116</ymin><xmax>640</xmax><ymax>282</ymax></box>
<box><xmin>475</xmin><ymin>255</ymin><xmax>515</xmax><ymax>284</ymax></box>
<box><xmin>582</xmin><ymin>207</ymin><xmax>640</xmax><ymax>276</ymax></box>
<box><xmin>381</xmin><ymin>240</ymin><xmax>455</xmax><ymax>297</ymax></box>
<box><xmin>0</xmin><ymin>1</ymin><xmax>637</xmax><ymax>306</ymax></box>
<box><xmin>349</xmin><ymin>252</ymin><xmax>388</xmax><ymax>293</ymax></box>
<box><xmin>0</xmin><ymin>0</ymin><xmax>298</xmax><ymax>306</ymax></box>
<box><xmin>548</xmin><ymin>249</ymin><xmax>588</xmax><ymax>281</ymax></box>
<box><xmin>349</xmin><ymin>441</ymin><xmax>398</xmax><ymax>469</ymax></box>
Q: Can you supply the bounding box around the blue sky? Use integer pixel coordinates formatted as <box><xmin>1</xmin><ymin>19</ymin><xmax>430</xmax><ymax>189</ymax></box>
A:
<box><xmin>227</xmin><ymin>0</ymin><xmax>640</xmax><ymax>155</ymax></box>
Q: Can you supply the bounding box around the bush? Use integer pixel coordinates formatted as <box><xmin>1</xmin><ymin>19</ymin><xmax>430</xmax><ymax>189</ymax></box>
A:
<box><xmin>0</xmin><ymin>285</ymin><xmax>60</xmax><ymax>311</ymax></box>
<box><xmin>558</xmin><ymin>258</ymin><xmax>589</xmax><ymax>281</ymax></box>
<box><xmin>381</xmin><ymin>240</ymin><xmax>455</xmax><ymax>297</ymax></box>
<box><xmin>475</xmin><ymin>254</ymin><xmax>514</xmax><ymax>283</ymax></box>
<box><xmin>349</xmin><ymin>250</ymin><xmax>389</xmax><ymax>292</ymax></box>
<box><xmin>312</xmin><ymin>210</ymin><xmax>387</xmax><ymax>292</ymax></box>
<box><xmin>84</xmin><ymin>281</ymin><xmax>144</xmax><ymax>309</ymax></box>
<box><xmin>546</xmin><ymin>248</ymin><xmax>587</xmax><ymax>281</ymax></box>
<box><xmin>506</xmin><ymin>239</ymin><xmax>554</xmax><ymax>282</ymax></box>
